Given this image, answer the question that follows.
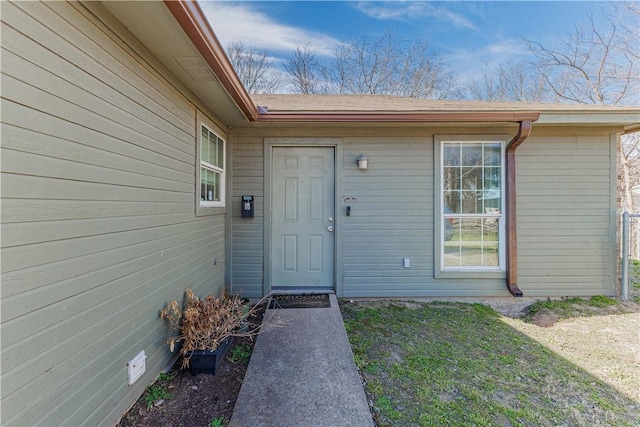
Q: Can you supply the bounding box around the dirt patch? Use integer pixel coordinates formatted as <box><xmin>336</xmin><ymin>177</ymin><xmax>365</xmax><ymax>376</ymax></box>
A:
<box><xmin>117</xmin><ymin>305</ymin><xmax>265</xmax><ymax>427</ymax></box>
<box><xmin>524</xmin><ymin>298</ymin><xmax>640</xmax><ymax>327</ymax></box>
<box><xmin>527</xmin><ymin>311</ymin><xmax>560</xmax><ymax>327</ymax></box>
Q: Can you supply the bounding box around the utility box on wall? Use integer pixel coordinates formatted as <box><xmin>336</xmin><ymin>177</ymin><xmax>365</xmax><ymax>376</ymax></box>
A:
<box><xmin>241</xmin><ymin>195</ymin><xmax>254</xmax><ymax>218</ymax></box>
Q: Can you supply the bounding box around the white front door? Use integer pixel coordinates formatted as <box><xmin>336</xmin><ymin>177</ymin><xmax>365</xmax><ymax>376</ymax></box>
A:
<box><xmin>271</xmin><ymin>147</ymin><xmax>335</xmax><ymax>290</ymax></box>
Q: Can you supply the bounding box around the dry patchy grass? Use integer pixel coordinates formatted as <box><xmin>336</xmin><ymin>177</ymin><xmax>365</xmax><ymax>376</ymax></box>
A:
<box><xmin>503</xmin><ymin>312</ymin><xmax>640</xmax><ymax>403</ymax></box>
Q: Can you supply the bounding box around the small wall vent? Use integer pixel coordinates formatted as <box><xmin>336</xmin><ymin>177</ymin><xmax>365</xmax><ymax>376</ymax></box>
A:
<box><xmin>127</xmin><ymin>350</ymin><xmax>146</xmax><ymax>385</ymax></box>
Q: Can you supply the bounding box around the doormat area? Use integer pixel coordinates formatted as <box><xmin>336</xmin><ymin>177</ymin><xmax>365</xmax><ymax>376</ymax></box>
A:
<box><xmin>269</xmin><ymin>294</ymin><xmax>331</xmax><ymax>309</ymax></box>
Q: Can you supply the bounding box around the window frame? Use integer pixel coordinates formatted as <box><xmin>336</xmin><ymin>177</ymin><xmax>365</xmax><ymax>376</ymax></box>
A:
<box><xmin>434</xmin><ymin>135</ymin><xmax>507</xmax><ymax>279</ymax></box>
<box><xmin>196</xmin><ymin>111</ymin><xmax>226</xmax><ymax>216</ymax></box>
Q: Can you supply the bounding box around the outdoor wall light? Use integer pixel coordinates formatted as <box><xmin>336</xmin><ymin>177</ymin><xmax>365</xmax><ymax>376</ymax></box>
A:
<box><xmin>357</xmin><ymin>154</ymin><xmax>369</xmax><ymax>170</ymax></box>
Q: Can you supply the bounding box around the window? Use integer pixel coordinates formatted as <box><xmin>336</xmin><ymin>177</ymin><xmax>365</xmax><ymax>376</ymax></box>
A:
<box><xmin>440</xmin><ymin>140</ymin><xmax>504</xmax><ymax>271</ymax></box>
<box><xmin>198</xmin><ymin>117</ymin><xmax>225</xmax><ymax>210</ymax></box>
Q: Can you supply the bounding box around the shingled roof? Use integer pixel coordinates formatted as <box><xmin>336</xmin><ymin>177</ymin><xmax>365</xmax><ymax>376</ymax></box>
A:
<box><xmin>249</xmin><ymin>94</ymin><xmax>639</xmax><ymax>130</ymax></box>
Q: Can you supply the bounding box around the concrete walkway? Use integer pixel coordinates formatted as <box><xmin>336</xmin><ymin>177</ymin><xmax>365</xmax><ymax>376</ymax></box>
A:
<box><xmin>229</xmin><ymin>294</ymin><xmax>374</xmax><ymax>427</ymax></box>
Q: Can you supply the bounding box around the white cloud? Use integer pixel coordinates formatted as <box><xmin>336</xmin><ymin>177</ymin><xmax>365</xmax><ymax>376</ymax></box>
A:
<box><xmin>199</xmin><ymin>1</ymin><xmax>340</xmax><ymax>56</ymax></box>
<box><xmin>444</xmin><ymin>39</ymin><xmax>529</xmax><ymax>80</ymax></box>
<box><xmin>354</xmin><ymin>1</ymin><xmax>476</xmax><ymax>30</ymax></box>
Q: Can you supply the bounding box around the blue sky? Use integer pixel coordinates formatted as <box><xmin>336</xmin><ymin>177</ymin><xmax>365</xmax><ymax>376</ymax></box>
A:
<box><xmin>199</xmin><ymin>1</ymin><xmax>612</xmax><ymax>81</ymax></box>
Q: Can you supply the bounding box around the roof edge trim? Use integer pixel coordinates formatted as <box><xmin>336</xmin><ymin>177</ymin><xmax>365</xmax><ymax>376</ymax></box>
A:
<box><xmin>164</xmin><ymin>0</ymin><xmax>259</xmax><ymax>121</ymax></box>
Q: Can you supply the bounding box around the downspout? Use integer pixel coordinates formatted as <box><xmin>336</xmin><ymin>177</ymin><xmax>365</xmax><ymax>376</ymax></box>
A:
<box><xmin>505</xmin><ymin>120</ymin><xmax>534</xmax><ymax>297</ymax></box>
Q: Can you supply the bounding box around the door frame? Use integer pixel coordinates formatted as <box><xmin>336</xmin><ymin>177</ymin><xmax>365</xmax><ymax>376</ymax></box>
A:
<box><xmin>263</xmin><ymin>139</ymin><xmax>344</xmax><ymax>296</ymax></box>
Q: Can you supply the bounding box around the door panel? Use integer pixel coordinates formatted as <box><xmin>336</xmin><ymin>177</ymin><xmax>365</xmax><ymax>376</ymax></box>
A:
<box><xmin>272</xmin><ymin>147</ymin><xmax>335</xmax><ymax>289</ymax></box>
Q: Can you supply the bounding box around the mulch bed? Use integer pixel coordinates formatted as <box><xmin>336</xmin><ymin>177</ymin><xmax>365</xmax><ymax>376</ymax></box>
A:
<box><xmin>117</xmin><ymin>304</ymin><xmax>266</xmax><ymax>427</ymax></box>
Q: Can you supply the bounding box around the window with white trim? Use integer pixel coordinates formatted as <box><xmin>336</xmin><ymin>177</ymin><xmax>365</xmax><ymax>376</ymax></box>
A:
<box><xmin>441</xmin><ymin>141</ymin><xmax>504</xmax><ymax>270</ymax></box>
<box><xmin>199</xmin><ymin>122</ymin><xmax>225</xmax><ymax>208</ymax></box>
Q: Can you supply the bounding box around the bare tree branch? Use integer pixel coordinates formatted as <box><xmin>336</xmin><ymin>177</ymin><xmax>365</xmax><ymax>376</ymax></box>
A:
<box><xmin>290</xmin><ymin>30</ymin><xmax>458</xmax><ymax>99</ymax></box>
<box><xmin>465</xmin><ymin>61</ymin><xmax>552</xmax><ymax>102</ymax></box>
<box><xmin>284</xmin><ymin>43</ymin><xmax>322</xmax><ymax>94</ymax></box>
<box><xmin>226</xmin><ymin>42</ymin><xmax>284</xmax><ymax>94</ymax></box>
<box><xmin>524</xmin><ymin>3</ymin><xmax>639</xmax><ymax>106</ymax></box>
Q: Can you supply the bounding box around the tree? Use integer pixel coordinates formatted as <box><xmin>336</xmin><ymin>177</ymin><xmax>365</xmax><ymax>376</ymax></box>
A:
<box><xmin>524</xmin><ymin>5</ymin><xmax>638</xmax><ymax>106</ymax></box>
<box><xmin>468</xmin><ymin>2</ymin><xmax>638</xmax><ymax>106</ymax></box>
<box><xmin>333</xmin><ymin>31</ymin><xmax>460</xmax><ymax>99</ymax></box>
<box><xmin>620</xmin><ymin>132</ymin><xmax>640</xmax><ymax>213</ymax></box>
<box><xmin>226</xmin><ymin>42</ymin><xmax>283</xmax><ymax>94</ymax></box>
<box><xmin>283</xmin><ymin>43</ymin><xmax>322</xmax><ymax>94</ymax></box>
<box><xmin>465</xmin><ymin>61</ymin><xmax>551</xmax><ymax>102</ymax></box>
<box><xmin>282</xmin><ymin>31</ymin><xmax>460</xmax><ymax>99</ymax></box>
<box><xmin>339</xmin><ymin>31</ymin><xmax>401</xmax><ymax>95</ymax></box>
<box><xmin>396</xmin><ymin>39</ymin><xmax>460</xmax><ymax>99</ymax></box>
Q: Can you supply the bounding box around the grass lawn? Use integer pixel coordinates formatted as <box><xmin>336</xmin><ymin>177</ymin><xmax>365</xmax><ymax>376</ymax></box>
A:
<box><xmin>341</xmin><ymin>301</ymin><xmax>639</xmax><ymax>427</ymax></box>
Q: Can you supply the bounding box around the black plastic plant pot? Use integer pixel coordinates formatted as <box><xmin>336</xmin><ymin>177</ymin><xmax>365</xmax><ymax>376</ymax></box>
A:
<box><xmin>187</xmin><ymin>337</ymin><xmax>234</xmax><ymax>375</ymax></box>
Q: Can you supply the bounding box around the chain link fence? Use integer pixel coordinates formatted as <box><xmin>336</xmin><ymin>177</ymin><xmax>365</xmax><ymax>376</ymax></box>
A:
<box><xmin>621</xmin><ymin>212</ymin><xmax>640</xmax><ymax>302</ymax></box>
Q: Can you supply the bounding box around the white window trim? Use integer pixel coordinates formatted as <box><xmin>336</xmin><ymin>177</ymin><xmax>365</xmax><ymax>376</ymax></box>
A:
<box><xmin>434</xmin><ymin>135</ymin><xmax>507</xmax><ymax>279</ymax></box>
<box><xmin>196</xmin><ymin>111</ymin><xmax>226</xmax><ymax>216</ymax></box>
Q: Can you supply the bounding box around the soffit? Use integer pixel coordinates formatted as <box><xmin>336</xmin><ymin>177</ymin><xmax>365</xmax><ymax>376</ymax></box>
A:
<box><xmin>101</xmin><ymin>1</ymin><xmax>249</xmax><ymax>127</ymax></box>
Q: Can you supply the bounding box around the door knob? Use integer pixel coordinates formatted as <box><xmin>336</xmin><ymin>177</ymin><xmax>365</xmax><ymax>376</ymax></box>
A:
<box><xmin>327</xmin><ymin>226</ymin><xmax>334</xmax><ymax>232</ymax></box>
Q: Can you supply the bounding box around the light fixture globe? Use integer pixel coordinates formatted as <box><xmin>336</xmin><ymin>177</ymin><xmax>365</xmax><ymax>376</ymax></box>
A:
<box><xmin>357</xmin><ymin>154</ymin><xmax>369</xmax><ymax>170</ymax></box>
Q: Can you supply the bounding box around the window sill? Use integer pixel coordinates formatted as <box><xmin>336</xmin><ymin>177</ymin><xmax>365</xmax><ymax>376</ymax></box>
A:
<box><xmin>435</xmin><ymin>269</ymin><xmax>506</xmax><ymax>280</ymax></box>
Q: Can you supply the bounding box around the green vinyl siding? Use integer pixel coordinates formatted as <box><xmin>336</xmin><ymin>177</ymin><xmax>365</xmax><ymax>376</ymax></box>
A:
<box><xmin>340</xmin><ymin>137</ymin><xmax>506</xmax><ymax>297</ymax></box>
<box><xmin>230</xmin><ymin>132</ymin><xmax>509</xmax><ymax>298</ymax></box>
<box><xmin>230</xmin><ymin>129</ymin><xmax>616</xmax><ymax>300</ymax></box>
<box><xmin>1</xmin><ymin>2</ymin><xmax>226</xmax><ymax>426</ymax></box>
<box><xmin>230</xmin><ymin>137</ymin><xmax>265</xmax><ymax>297</ymax></box>
<box><xmin>516</xmin><ymin>135</ymin><xmax>616</xmax><ymax>296</ymax></box>
<box><xmin>342</xmin><ymin>139</ymin><xmax>434</xmax><ymax>292</ymax></box>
